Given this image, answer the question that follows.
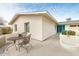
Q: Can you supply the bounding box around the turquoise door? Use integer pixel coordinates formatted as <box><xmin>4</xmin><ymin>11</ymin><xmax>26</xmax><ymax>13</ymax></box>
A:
<box><xmin>57</xmin><ymin>25</ymin><xmax>65</xmax><ymax>33</ymax></box>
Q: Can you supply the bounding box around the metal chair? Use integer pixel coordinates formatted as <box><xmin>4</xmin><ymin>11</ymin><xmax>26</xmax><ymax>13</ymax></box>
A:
<box><xmin>21</xmin><ymin>32</ymin><xmax>27</xmax><ymax>37</ymax></box>
<box><xmin>18</xmin><ymin>33</ymin><xmax>32</xmax><ymax>53</ymax></box>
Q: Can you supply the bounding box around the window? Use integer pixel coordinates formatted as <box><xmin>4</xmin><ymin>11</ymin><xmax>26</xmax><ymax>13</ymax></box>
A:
<box><xmin>24</xmin><ymin>22</ymin><xmax>29</xmax><ymax>32</ymax></box>
<box><xmin>70</xmin><ymin>25</ymin><xmax>76</xmax><ymax>27</ymax></box>
<box><xmin>15</xmin><ymin>24</ymin><xmax>17</xmax><ymax>31</ymax></box>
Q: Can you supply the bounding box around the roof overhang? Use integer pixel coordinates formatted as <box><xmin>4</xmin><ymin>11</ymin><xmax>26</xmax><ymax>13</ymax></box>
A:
<box><xmin>9</xmin><ymin>11</ymin><xmax>58</xmax><ymax>25</ymax></box>
<box><xmin>59</xmin><ymin>20</ymin><xmax>79</xmax><ymax>25</ymax></box>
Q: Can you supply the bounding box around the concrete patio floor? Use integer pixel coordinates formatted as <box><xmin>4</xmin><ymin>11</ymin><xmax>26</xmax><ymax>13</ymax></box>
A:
<box><xmin>0</xmin><ymin>35</ymin><xmax>79</xmax><ymax>56</ymax></box>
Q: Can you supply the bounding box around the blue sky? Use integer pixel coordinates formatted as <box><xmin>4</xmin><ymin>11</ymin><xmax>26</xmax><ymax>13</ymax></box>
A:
<box><xmin>0</xmin><ymin>3</ymin><xmax>79</xmax><ymax>22</ymax></box>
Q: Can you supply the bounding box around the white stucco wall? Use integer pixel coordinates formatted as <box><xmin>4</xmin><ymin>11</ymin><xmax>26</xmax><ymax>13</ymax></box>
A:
<box><xmin>42</xmin><ymin>16</ymin><xmax>57</xmax><ymax>40</ymax></box>
<box><xmin>12</xmin><ymin>15</ymin><xmax>42</xmax><ymax>40</ymax></box>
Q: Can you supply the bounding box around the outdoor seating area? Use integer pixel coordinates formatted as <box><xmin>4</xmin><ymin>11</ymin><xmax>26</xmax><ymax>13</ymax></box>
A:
<box><xmin>0</xmin><ymin>32</ymin><xmax>32</xmax><ymax>55</ymax></box>
<box><xmin>1</xmin><ymin>34</ymin><xmax>79</xmax><ymax>56</ymax></box>
<box><xmin>1</xmin><ymin>31</ymin><xmax>79</xmax><ymax>56</ymax></box>
<box><xmin>0</xmin><ymin>34</ymin><xmax>59</xmax><ymax>56</ymax></box>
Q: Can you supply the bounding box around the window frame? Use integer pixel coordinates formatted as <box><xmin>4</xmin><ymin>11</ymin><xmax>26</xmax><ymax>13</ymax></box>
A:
<box><xmin>24</xmin><ymin>22</ymin><xmax>29</xmax><ymax>32</ymax></box>
<box><xmin>14</xmin><ymin>24</ymin><xmax>17</xmax><ymax>31</ymax></box>
<box><xmin>78</xmin><ymin>25</ymin><xmax>79</xmax><ymax>27</ymax></box>
<box><xmin>70</xmin><ymin>25</ymin><xmax>76</xmax><ymax>27</ymax></box>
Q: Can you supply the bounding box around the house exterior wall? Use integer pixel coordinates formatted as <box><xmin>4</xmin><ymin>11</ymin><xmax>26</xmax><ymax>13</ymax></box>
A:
<box><xmin>12</xmin><ymin>15</ymin><xmax>57</xmax><ymax>41</ymax></box>
<box><xmin>42</xmin><ymin>16</ymin><xmax>57</xmax><ymax>40</ymax></box>
<box><xmin>65</xmin><ymin>24</ymin><xmax>79</xmax><ymax>35</ymax></box>
<box><xmin>12</xmin><ymin>15</ymin><xmax>42</xmax><ymax>40</ymax></box>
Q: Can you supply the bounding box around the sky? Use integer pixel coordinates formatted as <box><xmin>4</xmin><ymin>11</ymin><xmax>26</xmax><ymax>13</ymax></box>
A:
<box><xmin>0</xmin><ymin>3</ymin><xmax>79</xmax><ymax>23</ymax></box>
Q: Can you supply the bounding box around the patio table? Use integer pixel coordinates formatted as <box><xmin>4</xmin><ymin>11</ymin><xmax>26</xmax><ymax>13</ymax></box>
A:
<box><xmin>7</xmin><ymin>36</ymin><xmax>24</xmax><ymax>50</ymax></box>
<box><xmin>7</xmin><ymin>34</ymin><xmax>24</xmax><ymax>43</ymax></box>
<box><xmin>7</xmin><ymin>37</ymin><xmax>22</xmax><ymax>43</ymax></box>
<box><xmin>6</xmin><ymin>33</ymin><xmax>29</xmax><ymax>51</ymax></box>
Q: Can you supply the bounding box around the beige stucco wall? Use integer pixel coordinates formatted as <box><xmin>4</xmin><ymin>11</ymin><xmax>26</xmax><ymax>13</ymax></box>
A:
<box><xmin>65</xmin><ymin>24</ymin><xmax>79</xmax><ymax>35</ymax></box>
<box><xmin>12</xmin><ymin>15</ymin><xmax>57</xmax><ymax>41</ymax></box>
<box><xmin>42</xmin><ymin>16</ymin><xmax>57</xmax><ymax>40</ymax></box>
<box><xmin>12</xmin><ymin>15</ymin><xmax>42</xmax><ymax>40</ymax></box>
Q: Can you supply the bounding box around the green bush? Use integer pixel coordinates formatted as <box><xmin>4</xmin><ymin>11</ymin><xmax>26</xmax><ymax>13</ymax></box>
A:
<box><xmin>62</xmin><ymin>31</ymin><xmax>68</xmax><ymax>35</ymax></box>
<box><xmin>1</xmin><ymin>27</ymin><xmax>12</xmax><ymax>34</ymax></box>
<box><xmin>62</xmin><ymin>30</ymin><xmax>75</xmax><ymax>36</ymax></box>
<box><xmin>68</xmin><ymin>30</ymin><xmax>75</xmax><ymax>36</ymax></box>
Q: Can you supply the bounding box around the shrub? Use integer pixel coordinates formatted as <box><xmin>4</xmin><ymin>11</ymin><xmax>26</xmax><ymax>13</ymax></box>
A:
<box><xmin>68</xmin><ymin>30</ymin><xmax>75</xmax><ymax>36</ymax></box>
<box><xmin>62</xmin><ymin>30</ymin><xmax>75</xmax><ymax>36</ymax></box>
<box><xmin>62</xmin><ymin>31</ymin><xmax>68</xmax><ymax>35</ymax></box>
<box><xmin>1</xmin><ymin>27</ymin><xmax>12</xmax><ymax>34</ymax></box>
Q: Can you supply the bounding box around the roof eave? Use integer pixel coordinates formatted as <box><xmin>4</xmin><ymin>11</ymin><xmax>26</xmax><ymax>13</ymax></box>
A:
<box><xmin>9</xmin><ymin>11</ymin><xmax>58</xmax><ymax>25</ymax></box>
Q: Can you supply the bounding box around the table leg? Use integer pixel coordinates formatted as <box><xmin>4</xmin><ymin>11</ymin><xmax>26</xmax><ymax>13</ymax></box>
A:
<box><xmin>13</xmin><ymin>40</ymin><xmax>17</xmax><ymax>50</ymax></box>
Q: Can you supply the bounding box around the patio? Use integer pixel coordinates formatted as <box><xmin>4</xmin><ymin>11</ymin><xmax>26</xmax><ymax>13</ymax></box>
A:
<box><xmin>0</xmin><ymin>34</ymin><xmax>79</xmax><ymax>56</ymax></box>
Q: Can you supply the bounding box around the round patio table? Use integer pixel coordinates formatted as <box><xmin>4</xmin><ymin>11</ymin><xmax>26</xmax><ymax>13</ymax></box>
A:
<box><xmin>7</xmin><ymin>36</ymin><xmax>23</xmax><ymax>50</ymax></box>
<box><xmin>7</xmin><ymin>34</ymin><xmax>23</xmax><ymax>43</ymax></box>
<box><xmin>7</xmin><ymin>37</ymin><xmax>22</xmax><ymax>44</ymax></box>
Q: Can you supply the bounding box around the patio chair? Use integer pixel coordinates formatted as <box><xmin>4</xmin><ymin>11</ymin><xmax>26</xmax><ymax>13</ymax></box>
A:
<box><xmin>18</xmin><ymin>33</ymin><xmax>32</xmax><ymax>53</ymax></box>
<box><xmin>21</xmin><ymin>32</ymin><xmax>27</xmax><ymax>37</ymax></box>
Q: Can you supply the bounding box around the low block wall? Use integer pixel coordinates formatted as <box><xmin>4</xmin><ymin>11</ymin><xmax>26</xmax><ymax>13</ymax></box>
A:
<box><xmin>0</xmin><ymin>35</ymin><xmax>6</xmax><ymax>48</ymax></box>
<box><xmin>0</xmin><ymin>33</ymin><xmax>19</xmax><ymax>48</ymax></box>
<box><xmin>60</xmin><ymin>34</ymin><xmax>79</xmax><ymax>48</ymax></box>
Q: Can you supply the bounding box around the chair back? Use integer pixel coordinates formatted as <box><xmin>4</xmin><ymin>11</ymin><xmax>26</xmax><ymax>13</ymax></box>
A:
<box><xmin>23</xmin><ymin>33</ymin><xmax>31</xmax><ymax>44</ymax></box>
<box><xmin>21</xmin><ymin>32</ymin><xmax>27</xmax><ymax>37</ymax></box>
